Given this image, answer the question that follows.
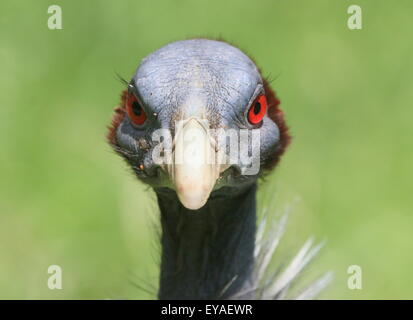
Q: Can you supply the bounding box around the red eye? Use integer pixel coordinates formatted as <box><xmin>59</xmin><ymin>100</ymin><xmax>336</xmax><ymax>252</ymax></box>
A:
<box><xmin>126</xmin><ymin>93</ymin><xmax>147</xmax><ymax>126</ymax></box>
<box><xmin>247</xmin><ymin>94</ymin><xmax>267</xmax><ymax>125</ymax></box>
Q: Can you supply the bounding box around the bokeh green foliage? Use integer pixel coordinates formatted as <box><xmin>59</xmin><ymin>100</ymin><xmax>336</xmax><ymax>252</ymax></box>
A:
<box><xmin>0</xmin><ymin>0</ymin><xmax>412</xmax><ymax>299</ymax></box>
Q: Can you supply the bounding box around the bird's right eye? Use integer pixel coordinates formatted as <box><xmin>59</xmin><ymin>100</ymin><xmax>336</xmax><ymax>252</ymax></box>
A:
<box><xmin>126</xmin><ymin>93</ymin><xmax>147</xmax><ymax>126</ymax></box>
<box><xmin>247</xmin><ymin>94</ymin><xmax>267</xmax><ymax>125</ymax></box>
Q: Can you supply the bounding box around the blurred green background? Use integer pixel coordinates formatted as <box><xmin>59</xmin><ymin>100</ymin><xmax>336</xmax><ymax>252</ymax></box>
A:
<box><xmin>0</xmin><ymin>0</ymin><xmax>412</xmax><ymax>299</ymax></box>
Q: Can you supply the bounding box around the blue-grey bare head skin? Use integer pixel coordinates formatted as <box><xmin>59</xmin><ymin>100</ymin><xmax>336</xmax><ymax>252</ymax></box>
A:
<box><xmin>115</xmin><ymin>39</ymin><xmax>280</xmax><ymax>194</ymax></box>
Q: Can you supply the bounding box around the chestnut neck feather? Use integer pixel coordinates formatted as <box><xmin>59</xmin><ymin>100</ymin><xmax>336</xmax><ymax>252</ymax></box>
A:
<box><xmin>156</xmin><ymin>184</ymin><xmax>257</xmax><ymax>300</ymax></box>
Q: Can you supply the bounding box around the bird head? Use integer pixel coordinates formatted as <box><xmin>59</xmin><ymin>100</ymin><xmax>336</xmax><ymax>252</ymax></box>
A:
<box><xmin>108</xmin><ymin>39</ymin><xmax>290</xmax><ymax>210</ymax></box>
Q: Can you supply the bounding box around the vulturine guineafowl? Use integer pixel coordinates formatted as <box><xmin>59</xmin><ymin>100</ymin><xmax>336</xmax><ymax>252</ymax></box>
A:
<box><xmin>108</xmin><ymin>39</ymin><xmax>331</xmax><ymax>300</ymax></box>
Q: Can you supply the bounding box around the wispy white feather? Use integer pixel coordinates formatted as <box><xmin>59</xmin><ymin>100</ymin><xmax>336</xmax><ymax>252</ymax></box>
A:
<box><xmin>262</xmin><ymin>238</ymin><xmax>324</xmax><ymax>299</ymax></box>
<box><xmin>234</xmin><ymin>205</ymin><xmax>332</xmax><ymax>300</ymax></box>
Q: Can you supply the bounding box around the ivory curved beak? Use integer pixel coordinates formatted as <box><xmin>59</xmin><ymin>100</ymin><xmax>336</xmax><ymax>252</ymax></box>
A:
<box><xmin>167</xmin><ymin>118</ymin><xmax>220</xmax><ymax>210</ymax></box>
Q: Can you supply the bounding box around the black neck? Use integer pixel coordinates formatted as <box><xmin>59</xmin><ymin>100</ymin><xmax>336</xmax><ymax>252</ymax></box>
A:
<box><xmin>155</xmin><ymin>184</ymin><xmax>257</xmax><ymax>299</ymax></box>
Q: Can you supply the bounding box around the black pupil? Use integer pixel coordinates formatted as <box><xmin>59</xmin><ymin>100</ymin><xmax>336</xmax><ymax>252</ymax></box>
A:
<box><xmin>253</xmin><ymin>102</ymin><xmax>261</xmax><ymax>115</ymax></box>
<box><xmin>132</xmin><ymin>101</ymin><xmax>142</xmax><ymax>116</ymax></box>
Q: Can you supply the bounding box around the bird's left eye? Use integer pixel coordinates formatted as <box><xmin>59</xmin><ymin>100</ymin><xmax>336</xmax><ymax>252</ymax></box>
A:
<box><xmin>247</xmin><ymin>94</ymin><xmax>267</xmax><ymax>125</ymax></box>
<box><xmin>126</xmin><ymin>93</ymin><xmax>147</xmax><ymax>126</ymax></box>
